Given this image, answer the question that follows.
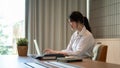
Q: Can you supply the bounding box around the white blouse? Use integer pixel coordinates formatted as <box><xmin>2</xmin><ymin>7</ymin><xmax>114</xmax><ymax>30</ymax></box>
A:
<box><xmin>62</xmin><ymin>26</ymin><xmax>95</xmax><ymax>58</ymax></box>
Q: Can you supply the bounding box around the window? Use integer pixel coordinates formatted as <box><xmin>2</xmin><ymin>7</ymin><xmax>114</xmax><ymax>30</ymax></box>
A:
<box><xmin>86</xmin><ymin>0</ymin><xmax>90</xmax><ymax>20</ymax></box>
<box><xmin>0</xmin><ymin>0</ymin><xmax>25</xmax><ymax>55</ymax></box>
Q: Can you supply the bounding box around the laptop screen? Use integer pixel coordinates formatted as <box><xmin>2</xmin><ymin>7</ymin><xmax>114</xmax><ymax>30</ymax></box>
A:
<box><xmin>33</xmin><ymin>39</ymin><xmax>41</xmax><ymax>55</ymax></box>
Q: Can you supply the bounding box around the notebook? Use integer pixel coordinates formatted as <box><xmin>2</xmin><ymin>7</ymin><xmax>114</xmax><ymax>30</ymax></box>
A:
<box><xmin>57</xmin><ymin>56</ymin><xmax>83</xmax><ymax>63</ymax></box>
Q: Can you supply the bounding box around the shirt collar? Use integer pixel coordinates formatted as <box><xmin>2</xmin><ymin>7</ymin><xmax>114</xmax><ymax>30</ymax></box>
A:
<box><xmin>77</xmin><ymin>26</ymin><xmax>86</xmax><ymax>36</ymax></box>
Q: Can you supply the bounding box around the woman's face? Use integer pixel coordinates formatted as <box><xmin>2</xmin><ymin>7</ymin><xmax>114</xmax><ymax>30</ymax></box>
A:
<box><xmin>68</xmin><ymin>19</ymin><xmax>77</xmax><ymax>30</ymax></box>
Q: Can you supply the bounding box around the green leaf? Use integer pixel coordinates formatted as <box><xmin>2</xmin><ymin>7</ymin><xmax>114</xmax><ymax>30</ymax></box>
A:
<box><xmin>16</xmin><ymin>38</ymin><xmax>28</xmax><ymax>46</ymax></box>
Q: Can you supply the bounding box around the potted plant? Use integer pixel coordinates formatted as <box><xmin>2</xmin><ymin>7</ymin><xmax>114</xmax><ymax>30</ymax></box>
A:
<box><xmin>17</xmin><ymin>38</ymin><xmax>28</xmax><ymax>56</ymax></box>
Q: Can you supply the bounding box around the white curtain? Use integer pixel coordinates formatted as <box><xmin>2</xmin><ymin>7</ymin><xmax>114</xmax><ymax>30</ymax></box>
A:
<box><xmin>26</xmin><ymin>0</ymin><xmax>86</xmax><ymax>54</ymax></box>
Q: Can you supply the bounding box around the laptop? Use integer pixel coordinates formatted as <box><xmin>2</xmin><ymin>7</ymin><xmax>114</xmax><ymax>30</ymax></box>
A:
<box><xmin>28</xmin><ymin>39</ymin><xmax>42</xmax><ymax>58</ymax></box>
<box><xmin>33</xmin><ymin>39</ymin><xmax>42</xmax><ymax>56</ymax></box>
<box><xmin>29</xmin><ymin>39</ymin><xmax>65</xmax><ymax>60</ymax></box>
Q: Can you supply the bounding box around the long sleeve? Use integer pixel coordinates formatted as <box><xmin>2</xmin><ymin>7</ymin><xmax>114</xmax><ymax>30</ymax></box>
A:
<box><xmin>61</xmin><ymin>32</ymin><xmax>75</xmax><ymax>52</ymax></box>
<box><xmin>66</xmin><ymin>34</ymin><xmax>94</xmax><ymax>56</ymax></box>
<box><xmin>62</xmin><ymin>27</ymin><xmax>95</xmax><ymax>58</ymax></box>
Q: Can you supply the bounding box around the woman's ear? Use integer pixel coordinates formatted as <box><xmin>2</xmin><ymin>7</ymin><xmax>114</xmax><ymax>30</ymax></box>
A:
<box><xmin>77</xmin><ymin>23</ymin><xmax>84</xmax><ymax>30</ymax></box>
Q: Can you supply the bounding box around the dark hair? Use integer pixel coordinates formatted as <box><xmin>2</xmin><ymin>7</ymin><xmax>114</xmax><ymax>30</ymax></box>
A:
<box><xmin>83</xmin><ymin>17</ymin><xmax>92</xmax><ymax>32</ymax></box>
<box><xmin>69</xmin><ymin>11</ymin><xmax>92</xmax><ymax>32</ymax></box>
<box><xmin>69</xmin><ymin>11</ymin><xmax>84</xmax><ymax>24</ymax></box>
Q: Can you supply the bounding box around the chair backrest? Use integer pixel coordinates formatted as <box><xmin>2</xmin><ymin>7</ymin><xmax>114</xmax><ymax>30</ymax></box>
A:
<box><xmin>92</xmin><ymin>44</ymin><xmax>108</xmax><ymax>62</ymax></box>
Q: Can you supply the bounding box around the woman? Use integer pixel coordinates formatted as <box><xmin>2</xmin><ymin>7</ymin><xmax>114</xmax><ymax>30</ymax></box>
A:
<box><xmin>44</xmin><ymin>11</ymin><xmax>95</xmax><ymax>58</ymax></box>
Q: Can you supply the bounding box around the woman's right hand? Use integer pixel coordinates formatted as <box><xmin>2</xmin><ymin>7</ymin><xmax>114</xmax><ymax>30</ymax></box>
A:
<box><xmin>44</xmin><ymin>49</ymin><xmax>56</xmax><ymax>54</ymax></box>
<box><xmin>44</xmin><ymin>49</ymin><xmax>68</xmax><ymax>56</ymax></box>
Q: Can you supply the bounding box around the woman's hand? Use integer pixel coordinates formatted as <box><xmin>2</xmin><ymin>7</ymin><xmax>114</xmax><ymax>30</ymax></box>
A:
<box><xmin>44</xmin><ymin>49</ymin><xmax>68</xmax><ymax>56</ymax></box>
<box><xmin>44</xmin><ymin>49</ymin><xmax>57</xmax><ymax>54</ymax></box>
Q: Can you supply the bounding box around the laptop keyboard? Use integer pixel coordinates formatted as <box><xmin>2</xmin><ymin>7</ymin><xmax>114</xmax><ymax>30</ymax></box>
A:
<box><xmin>24</xmin><ymin>61</ymin><xmax>82</xmax><ymax>68</ymax></box>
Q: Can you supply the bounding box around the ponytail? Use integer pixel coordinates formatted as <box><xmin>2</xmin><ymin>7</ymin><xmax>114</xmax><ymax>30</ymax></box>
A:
<box><xmin>83</xmin><ymin>17</ymin><xmax>92</xmax><ymax>32</ymax></box>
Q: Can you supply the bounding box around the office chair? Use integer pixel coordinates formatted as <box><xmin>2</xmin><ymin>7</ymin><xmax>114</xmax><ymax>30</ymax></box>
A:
<box><xmin>92</xmin><ymin>44</ymin><xmax>108</xmax><ymax>62</ymax></box>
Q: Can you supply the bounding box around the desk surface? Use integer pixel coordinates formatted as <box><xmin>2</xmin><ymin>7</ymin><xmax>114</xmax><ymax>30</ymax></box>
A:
<box><xmin>0</xmin><ymin>55</ymin><xmax>120</xmax><ymax>68</ymax></box>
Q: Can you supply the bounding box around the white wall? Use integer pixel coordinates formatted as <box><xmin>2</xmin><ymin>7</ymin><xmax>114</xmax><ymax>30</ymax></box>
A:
<box><xmin>96</xmin><ymin>38</ymin><xmax>120</xmax><ymax>64</ymax></box>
